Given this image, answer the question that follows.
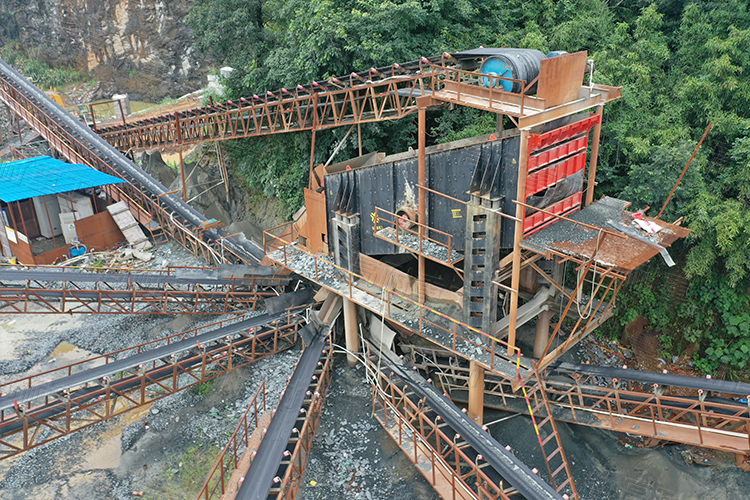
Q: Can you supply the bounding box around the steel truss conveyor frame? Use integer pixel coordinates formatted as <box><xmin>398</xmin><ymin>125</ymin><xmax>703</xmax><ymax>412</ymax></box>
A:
<box><xmin>367</xmin><ymin>341</ymin><xmax>564</xmax><ymax>500</ymax></box>
<box><xmin>0</xmin><ymin>266</ymin><xmax>290</xmax><ymax>314</ymax></box>
<box><xmin>235</xmin><ymin>324</ymin><xmax>332</xmax><ymax>500</ymax></box>
<box><xmin>0</xmin><ymin>307</ymin><xmax>307</xmax><ymax>459</ymax></box>
<box><xmin>0</xmin><ymin>57</ymin><xmax>263</xmax><ymax>266</ymax></box>
<box><xmin>409</xmin><ymin>345</ymin><xmax>750</xmax><ymax>455</ymax></box>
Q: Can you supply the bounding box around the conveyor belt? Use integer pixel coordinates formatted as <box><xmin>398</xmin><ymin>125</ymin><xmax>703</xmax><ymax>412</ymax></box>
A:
<box><xmin>0</xmin><ymin>268</ymin><xmax>275</xmax><ymax>287</ymax></box>
<box><xmin>377</xmin><ymin>344</ymin><xmax>562</xmax><ymax>500</ymax></box>
<box><xmin>0</xmin><ymin>57</ymin><xmax>264</xmax><ymax>263</ymax></box>
<box><xmin>0</xmin><ymin>310</ymin><xmax>301</xmax><ymax>413</ymax></box>
<box><xmin>549</xmin><ymin>361</ymin><xmax>750</xmax><ymax>396</ymax></box>
<box><xmin>236</xmin><ymin>323</ymin><xmax>329</xmax><ymax>500</ymax></box>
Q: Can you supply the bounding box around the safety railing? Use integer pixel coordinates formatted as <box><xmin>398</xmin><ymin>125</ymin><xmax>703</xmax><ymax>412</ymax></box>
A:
<box><xmin>196</xmin><ymin>381</ymin><xmax>267</xmax><ymax>500</ymax></box>
<box><xmin>0</xmin><ymin>312</ymin><xmax>302</xmax><ymax>459</ymax></box>
<box><xmin>0</xmin><ymin>311</ymin><xmax>297</xmax><ymax>402</ymax></box>
<box><xmin>275</xmin><ymin>338</ymin><xmax>334</xmax><ymax>499</ymax></box>
<box><xmin>372</xmin><ymin>206</ymin><xmax>460</xmax><ymax>265</ymax></box>
<box><xmin>369</xmin><ymin>352</ymin><xmax>517</xmax><ymax>500</ymax></box>
<box><xmin>409</xmin><ymin>349</ymin><xmax>750</xmax><ymax>455</ymax></box>
<box><xmin>427</xmin><ymin>62</ymin><xmax>545</xmax><ymax>118</ymax></box>
<box><xmin>263</xmin><ymin>223</ymin><xmax>525</xmax><ymax>377</ymax></box>
<box><xmin>0</xmin><ymin>74</ymin><xmax>255</xmax><ymax>266</ymax></box>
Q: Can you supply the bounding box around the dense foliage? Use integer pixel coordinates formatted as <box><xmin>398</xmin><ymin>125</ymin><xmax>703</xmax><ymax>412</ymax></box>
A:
<box><xmin>0</xmin><ymin>41</ymin><xmax>81</xmax><ymax>88</ymax></box>
<box><xmin>188</xmin><ymin>0</ymin><xmax>750</xmax><ymax>375</ymax></box>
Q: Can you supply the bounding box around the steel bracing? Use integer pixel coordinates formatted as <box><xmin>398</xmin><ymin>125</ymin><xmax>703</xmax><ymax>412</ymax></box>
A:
<box><xmin>407</xmin><ymin>345</ymin><xmax>750</xmax><ymax>457</ymax></box>
<box><xmin>0</xmin><ymin>266</ymin><xmax>288</xmax><ymax>314</ymax></box>
<box><xmin>0</xmin><ymin>309</ymin><xmax>305</xmax><ymax>459</ymax></box>
<box><xmin>0</xmin><ymin>58</ymin><xmax>264</xmax><ymax>266</ymax></box>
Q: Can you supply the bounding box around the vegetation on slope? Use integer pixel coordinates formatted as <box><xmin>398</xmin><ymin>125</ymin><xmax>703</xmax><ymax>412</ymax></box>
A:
<box><xmin>191</xmin><ymin>1</ymin><xmax>750</xmax><ymax>376</ymax></box>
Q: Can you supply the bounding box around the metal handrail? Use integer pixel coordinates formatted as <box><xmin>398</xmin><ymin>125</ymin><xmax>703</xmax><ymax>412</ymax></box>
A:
<box><xmin>196</xmin><ymin>381</ymin><xmax>267</xmax><ymax>500</ymax></box>
<box><xmin>263</xmin><ymin>226</ymin><xmax>522</xmax><ymax>374</ymax></box>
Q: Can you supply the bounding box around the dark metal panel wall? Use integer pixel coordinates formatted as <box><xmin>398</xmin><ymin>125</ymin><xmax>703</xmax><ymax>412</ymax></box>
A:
<box><xmin>324</xmin><ymin>135</ymin><xmax>521</xmax><ymax>256</ymax></box>
<box><xmin>428</xmin><ymin>147</ymin><xmax>480</xmax><ymax>247</ymax></box>
<box><xmin>500</xmin><ymin>137</ymin><xmax>520</xmax><ymax>248</ymax></box>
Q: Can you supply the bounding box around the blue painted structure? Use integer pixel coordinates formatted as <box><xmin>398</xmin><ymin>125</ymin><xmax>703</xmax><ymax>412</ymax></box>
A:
<box><xmin>0</xmin><ymin>156</ymin><xmax>125</xmax><ymax>203</ymax></box>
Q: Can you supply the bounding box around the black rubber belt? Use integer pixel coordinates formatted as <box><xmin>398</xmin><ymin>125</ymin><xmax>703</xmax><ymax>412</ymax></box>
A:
<box><xmin>235</xmin><ymin>324</ymin><xmax>329</xmax><ymax>500</ymax></box>
<box><xmin>0</xmin><ymin>57</ymin><xmax>264</xmax><ymax>263</ymax></box>
<box><xmin>377</xmin><ymin>344</ymin><xmax>562</xmax><ymax>500</ymax></box>
<box><xmin>0</xmin><ymin>309</ymin><xmax>301</xmax><ymax>412</ymax></box>
<box><xmin>549</xmin><ymin>361</ymin><xmax>750</xmax><ymax>396</ymax></box>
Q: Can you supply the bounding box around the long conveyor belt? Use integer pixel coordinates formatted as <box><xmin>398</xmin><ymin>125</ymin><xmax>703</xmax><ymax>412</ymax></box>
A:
<box><xmin>0</xmin><ymin>267</ymin><xmax>285</xmax><ymax>287</ymax></box>
<box><xmin>0</xmin><ymin>310</ymin><xmax>297</xmax><ymax>415</ymax></box>
<box><xmin>549</xmin><ymin>360</ymin><xmax>750</xmax><ymax>396</ymax></box>
<box><xmin>376</xmin><ymin>343</ymin><xmax>563</xmax><ymax>500</ymax></box>
<box><xmin>236</xmin><ymin>324</ymin><xmax>330</xmax><ymax>500</ymax></box>
<box><xmin>0</xmin><ymin>57</ymin><xmax>264</xmax><ymax>264</ymax></box>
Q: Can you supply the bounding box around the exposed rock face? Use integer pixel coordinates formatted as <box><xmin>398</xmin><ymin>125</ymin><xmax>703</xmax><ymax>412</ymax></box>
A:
<box><xmin>0</xmin><ymin>0</ymin><xmax>209</xmax><ymax>100</ymax></box>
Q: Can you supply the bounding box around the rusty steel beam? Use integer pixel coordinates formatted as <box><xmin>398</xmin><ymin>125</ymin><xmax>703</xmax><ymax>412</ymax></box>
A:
<box><xmin>410</xmin><ymin>351</ymin><xmax>750</xmax><ymax>456</ymax></box>
<box><xmin>98</xmin><ymin>73</ymin><xmax>434</xmax><ymax>151</ymax></box>
<box><xmin>0</xmin><ymin>59</ymin><xmax>262</xmax><ymax>266</ymax></box>
<box><xmin>0</xmin><ymin>311</ymin><xmax>304</xmax><ymax>460</ymax></box>
<box><xmin>195</xmin><ymin>381</ymin><xmax>268</xmax><ymax>500</ymax></box>
<box><xmin>0</xmin><ymin>268</ymin><xmax>287</xmax><ymax>314</ymax></box>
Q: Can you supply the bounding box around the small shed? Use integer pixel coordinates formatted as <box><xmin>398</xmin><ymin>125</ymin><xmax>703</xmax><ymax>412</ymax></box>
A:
<box><xmin>0</xmin><ymin>156</ymin><xmax>127</xmax><ymax>264</ymax></box>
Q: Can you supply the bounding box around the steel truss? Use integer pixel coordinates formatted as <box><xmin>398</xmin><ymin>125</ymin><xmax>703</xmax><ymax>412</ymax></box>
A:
<box><xmin>409</xmin><ymin>349</ymin><xmax>750</xmax><ymax>456</ymax></box>
<box><xmin>96</xmin><ymin>57</ymin><xmax>616</xmax><ymax>152</ymax></box>
<box><xmin>271</xmin><ymin>336</ymin><xmax>334</xmax><ymax>500</ymax></box>
<box><xmin>0</xmin><ymin>62</ymin><xmax>260</xmax><ymax>266</ymax></box>
<box><xmin>367</xmin><ymin>344</ymin><xmax>565</xmax><ymax>500</ymax></box>
<box><xmin>0</xmin><ymin>269</ymin><xmax>285</xmax><ymax>314</ymax></box>
<box><xmin>0</xmin><ymin>312</ymin><xmax>303</xmax><ymax>459</ymax></box>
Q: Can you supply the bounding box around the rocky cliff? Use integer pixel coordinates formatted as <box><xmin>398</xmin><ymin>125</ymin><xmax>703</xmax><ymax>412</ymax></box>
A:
<box><xmin>0</xmin><ymin>0</ymin><xmax>209</xmax><ymax>100</ymax></box>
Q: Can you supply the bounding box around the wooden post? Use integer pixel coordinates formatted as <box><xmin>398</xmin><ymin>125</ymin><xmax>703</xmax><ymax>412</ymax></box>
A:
<box><xmin>585</xmin><ymin>105</ymin><xmax>604</xmax><ymax>206</ymax></box>
<box><xmin>16</xmin><ymin>201</ymin><xmax>30</xmax><ymax>241</ymax></box>
<box><xmin>468</xmin><ymin>361</ymin><xmax>485</xmax><ymax>425</ymax></box>
<box><xmin>507</xmin><ymin>129</ymin><xmax>530</xmax><ymax>355</ymax></box>
<box><xmin>533</xmin><ymin>309</ymin><xmax>550</xmax><ymax>359</ymax></box>
<box><xmin>343</xmin><ymin>297</ymin><xmax>360</xmax><ymax>366</ymax></box>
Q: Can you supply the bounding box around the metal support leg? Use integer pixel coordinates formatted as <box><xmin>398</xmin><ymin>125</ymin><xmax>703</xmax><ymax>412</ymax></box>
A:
<box><xmin>468</xmin><ymin>361</ymin><xmax>485</xmax><ymax>425</ymax></box>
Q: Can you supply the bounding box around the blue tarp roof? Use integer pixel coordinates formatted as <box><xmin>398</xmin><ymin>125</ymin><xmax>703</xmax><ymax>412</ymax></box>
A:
<box><xmin>0</xmin><ymin>156</ymin><xmax>125</xmax><ymax>203</ymax></box>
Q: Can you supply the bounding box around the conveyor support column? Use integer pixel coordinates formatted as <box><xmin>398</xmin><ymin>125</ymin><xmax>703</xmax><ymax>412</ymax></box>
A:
<box><xmin>343</xmin><ymin>297</ymin><xmax>360</xmax><ymax>366</ymax></box>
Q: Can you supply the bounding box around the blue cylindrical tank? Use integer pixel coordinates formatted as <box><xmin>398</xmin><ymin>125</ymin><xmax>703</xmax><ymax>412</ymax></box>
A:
<box><xmin>479</xmin><ymin>49</ymin><xmax>546</xmax><ymax>94</ymax></box>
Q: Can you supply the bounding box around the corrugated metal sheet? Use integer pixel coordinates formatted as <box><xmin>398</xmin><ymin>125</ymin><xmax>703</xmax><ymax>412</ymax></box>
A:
<box><xmin>0</xmin><ymin>156</ymin><xmax>125</xmax><ymax>202</ymax></box>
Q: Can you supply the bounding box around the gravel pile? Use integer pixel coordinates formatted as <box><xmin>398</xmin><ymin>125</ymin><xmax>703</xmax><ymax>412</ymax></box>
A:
<box><xmin>298</xmin><ymin>359</ymin><xmax>439</xmax><ymax>500</ymax></box>
<box><xmin>377</xmin><ymin>228</ymin><xmax>462</xmax><ymax>263</ymax></box>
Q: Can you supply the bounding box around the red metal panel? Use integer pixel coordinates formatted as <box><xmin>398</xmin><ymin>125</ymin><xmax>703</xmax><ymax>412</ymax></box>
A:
<box><xmin>526</xmin><ymin>152</ymin><xmax>587</xmax><ymax>198</ymax></box>
<box><xmin>528</xmin><ymin>114</ymin><xmax>601</xmax><ymax>153</ymax></box>
<box><xmin>523</xmin><ymin>192</ymin><xmax>583</xmax><ymax>234</ymax></box>
<box><xmin>528</xmin><ymin>135</ymin><xmax>589</xmax><ymax>172</ymax></box>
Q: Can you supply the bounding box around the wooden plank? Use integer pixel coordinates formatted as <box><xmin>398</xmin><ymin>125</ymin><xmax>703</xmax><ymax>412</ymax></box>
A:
<box><xmin>301</xmin><ymin>188</ymin><xmax>328</xmax><ymax>253</ymax></box>
<box><xmin>106</xmin><ymin>201</ymin><xmax>152</xmax><ymax>250</ymax></box>
<box><xmin>537</xmin><ymin>51</ymin><xmax>588</xmax><ymax>108</ymax></box>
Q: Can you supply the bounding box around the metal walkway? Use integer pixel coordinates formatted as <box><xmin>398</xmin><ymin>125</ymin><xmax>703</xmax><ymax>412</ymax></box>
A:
<box><xmin>0</xmin><ymin>304</ymin><xmax>308</xmax><ymax>459</ymax></box>
<box><xmin>407</xmin><ymin>345</ymin><xmax>750</xmax><ymax>456</ymax></box>
<box><xmin>0</xmin><ymin>57</ymin><xmax>263</xmax><ymax>266</ymax></box>
<box><xmin>0</xmin><ymin>265</ymin><xmax>290</xmax><ymax>314</ymax></box>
